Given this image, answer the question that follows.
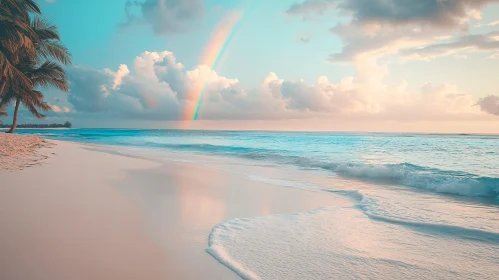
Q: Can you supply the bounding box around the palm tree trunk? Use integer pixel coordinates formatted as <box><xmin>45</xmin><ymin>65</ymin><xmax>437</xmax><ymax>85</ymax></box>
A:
<box><xmin>6</xmin><ymin>98</ymin><xmax>21</xmax><ymax>134</ymax></box>
<box><xmin>0</xmin><ymin>81</ymin><xmax>6</xmax><ymax>117</ymax></box>
<box><xmin>0</xmin><ymin>81</ymin><xmax>5</xmax><ymax>96</ymax></box>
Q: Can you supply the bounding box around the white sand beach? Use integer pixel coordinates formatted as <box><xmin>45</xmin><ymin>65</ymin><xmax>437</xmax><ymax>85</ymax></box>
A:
<box><xmin>0</xmin><ymin>133</ymin><xmax>53</xmax><ymax>171</ymax></box>
<box><xmin>0</xmin><ymin>135</ymin><xmax>347</xmax><ymax>280</ymax></box>
<box><xmin>2</xmin><ymin>0</ymin><xmax>499</xmax><ymax>278</ymax></box>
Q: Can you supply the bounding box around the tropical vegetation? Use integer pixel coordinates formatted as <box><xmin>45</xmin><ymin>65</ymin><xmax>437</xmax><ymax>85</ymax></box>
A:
<box><xmin>0</xmin><ymin>0</ymin><xmax>71</xmax><ymax>133</ymax></box>
<box><xmin>0</xmin><ymin>120</ymin><xmax>71</xmax><ymax>128</ymax></box>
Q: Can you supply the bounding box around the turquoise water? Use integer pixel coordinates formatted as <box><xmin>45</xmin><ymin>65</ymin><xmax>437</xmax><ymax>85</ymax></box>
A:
<box><xmin>17</xmin><ymin>128</ymin><xmax>499</xmax><ymax>279</ymax></box>
<box><xmin>18</xmin><ymin>129</ymin><xmax>499</xmax><ymax>198</ymax></box>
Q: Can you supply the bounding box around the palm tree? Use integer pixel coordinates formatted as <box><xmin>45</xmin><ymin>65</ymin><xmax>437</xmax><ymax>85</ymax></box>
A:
<box><xmin>0</xmin><ymin>107</ymin><xmax>6</xmax><ymax>124</ymax></box>
<box><xmin>0</xmin><ymin>15</ymin><xmax>71</xmax><ymax>133</ymax></box>
<box><xmin>0</xmin><ymin>0</ymin><xmax>41</xmax><ymax>96</ymax></box>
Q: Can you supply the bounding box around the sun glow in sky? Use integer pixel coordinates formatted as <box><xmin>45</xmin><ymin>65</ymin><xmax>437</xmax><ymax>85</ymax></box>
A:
<box><xmin>20</xmin><ymin>0</ymin><xmax>499</xmax><ymax>133</ymax></box>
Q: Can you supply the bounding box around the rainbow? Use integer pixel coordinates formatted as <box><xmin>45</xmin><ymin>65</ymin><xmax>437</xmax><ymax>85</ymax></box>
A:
<box><xmin>182</xmin><ymin>11</ymin><xmax>243</xmax><ymax>122</ymax></box>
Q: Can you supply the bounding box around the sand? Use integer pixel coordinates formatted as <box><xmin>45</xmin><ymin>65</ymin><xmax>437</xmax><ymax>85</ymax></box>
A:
<box><xmin>0</xmin><ymin>133</ymin><xmax>53</xmax><ymax>171</ymax></box>
<box><xmin>0</xmin><ymin>136</ymin><xmax>347</xmax><ymax>279</ymax></box>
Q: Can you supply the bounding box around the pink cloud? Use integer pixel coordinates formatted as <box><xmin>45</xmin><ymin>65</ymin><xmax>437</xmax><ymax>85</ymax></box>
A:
<box><xmin>63</xmin><ymin>50</ymin><xmax>494</xmax><ymax>124</ymax></box>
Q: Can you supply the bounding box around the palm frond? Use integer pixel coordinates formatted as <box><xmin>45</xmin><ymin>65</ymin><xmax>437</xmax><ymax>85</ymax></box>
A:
<box><xmin>32</xmin><ymin>16</ymin><xmax>59</xmax><ymax>40</ymax></box>
<box><xmin>1</xmin><ymin>0</ymin><xmax>41</xmax><ymax>15</ymax></box>
<box><xmin>28</xmin><ymin>89</ymin><xmax>50</xmax><ymax>110</ymax></box>
<box><xmin>0</xmin><ymin>25</ymin><xmax>36</xmax><ymax>56</ymax></box>
<box><xmin>0</xmin><ymin>0</ymin><xmax>40</xmax><ymax>43</ymax></box>
<box><xmin>22</xmin><ymin>98</ymin><xmax>45</xmax><ymax>118</ymax></box>
<box><xmin>0</xmin><ymin>51</ymin><xmax>32</xmax><ymax>87</ymax></box>
<box><xmin>20</xmin><ymin>89</ymin><xmax>50</xmax><ymax>118</ymax></box>
<box><xmin>0</xmin><ymin>1</ymin><xmax>71</xmax><ymax>126</ymax></box>
<box><xmin>36</xmin><ymin>41</ymin><xmax>71</xmax><ymax>65</ymax></box>
<box><xmin>36</xmin><ymin>77</ymin><xmax>69</xmax><ymax>92</ymax></box>
<box><xmin>31</xmin><ymin>61</ymin><xmax>66</xmax><ymax>79</ymax></box>
<box><xmin>28</xmin><ymin>61</ymin><xmax>69</xmax><ymax>91</ymax></box>
<box><xmin>0</xmin><ymin>91</ymin><xmax>16</xmax><ymax>108</ymax></box>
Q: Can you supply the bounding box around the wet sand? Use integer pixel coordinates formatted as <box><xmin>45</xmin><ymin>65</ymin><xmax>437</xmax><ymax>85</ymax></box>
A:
<box><xmin>0</xmin><ymin>139</ymin><xmax>346</xmax><ymax>279</ymax></box>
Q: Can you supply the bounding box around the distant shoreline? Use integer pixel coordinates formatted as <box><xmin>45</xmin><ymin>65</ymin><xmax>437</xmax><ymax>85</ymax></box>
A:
<box><xmin>0</xmin><ymin>122</ymin><xmax>72</xmax><ymax>129</ymax></box>
<box><xmin>6</xmin><ymin>127</ymin><xmax>498</xmax><ymax>136</ymax></box>
<box><xmin>0</xmin><ymin>128</ymin><xmax>70</xmax><ymax>130</ymax></box>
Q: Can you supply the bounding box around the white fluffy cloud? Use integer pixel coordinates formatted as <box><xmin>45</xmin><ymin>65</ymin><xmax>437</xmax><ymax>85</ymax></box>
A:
<box><xmin>105</xmin><ymin>64</ymin><xmax>130</xmax><ymax>90</ymax></box>
<box><xmin>57</xmin><ymin>50</ymin><xmax>496</xmax><ymax>123</ymax></box>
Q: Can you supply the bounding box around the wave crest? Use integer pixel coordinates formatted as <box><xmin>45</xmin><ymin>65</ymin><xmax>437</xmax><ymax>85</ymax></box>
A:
<box><xmin>154</xmin><ymin>143</ymin><xmax>499</xmax><ymax>199</ymax></box>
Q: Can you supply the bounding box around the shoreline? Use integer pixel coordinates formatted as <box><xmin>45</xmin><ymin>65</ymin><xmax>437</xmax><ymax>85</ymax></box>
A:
<box><xmin>0</xmin><ymin>136</ymin><xmax>348</xmax><ymax>279</ymax></box>
<box><xmin>4</xmin><ymin>127</ymin><xmax>499</xmax><ymax>136</ymax></box>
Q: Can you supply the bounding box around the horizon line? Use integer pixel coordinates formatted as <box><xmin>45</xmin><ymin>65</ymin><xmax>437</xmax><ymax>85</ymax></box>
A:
<box><xmin>5</xmin><ymin>127</ymin><xmax>498</xmax><ymax>136</ymax></box>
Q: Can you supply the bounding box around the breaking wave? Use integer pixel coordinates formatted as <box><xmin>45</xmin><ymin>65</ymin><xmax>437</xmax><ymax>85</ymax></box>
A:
<box><xmin>155</xmin><ymin>143</ymin><xmax>499</xmax><ymax>199</ymax></box>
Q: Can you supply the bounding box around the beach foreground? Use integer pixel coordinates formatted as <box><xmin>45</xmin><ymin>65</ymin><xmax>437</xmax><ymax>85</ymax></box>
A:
<box><xmin>0</xmin><ymin>133</ymin><xmax>53</xmax><ymax>171</ymax></box>
<box><xmin>0</xmin><ymin>137</ymin><xmax>345</xmax><ymax>280</ymax></box>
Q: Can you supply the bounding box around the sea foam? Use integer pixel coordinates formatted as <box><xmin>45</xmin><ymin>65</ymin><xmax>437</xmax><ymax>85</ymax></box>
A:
<box><xmin>245</xmin><ymin>154</ymin><xmax>499</xmax><ymax>199</ymax></box>
<box><xmin>146</xmin><ymin>143</ymin><xmax>499</xmax><ymax>199</ymax></box>
<box><xmin>207</xmin><ymin>207</ymin><xmax>499</xmax><ymax>280</ymax></box>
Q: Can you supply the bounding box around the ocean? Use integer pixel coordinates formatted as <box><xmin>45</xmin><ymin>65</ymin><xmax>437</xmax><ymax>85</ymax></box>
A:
<box><xmin>17</xmin><ymin>129</ymin><xmax>499</xmax><ymax>279</ymax></box>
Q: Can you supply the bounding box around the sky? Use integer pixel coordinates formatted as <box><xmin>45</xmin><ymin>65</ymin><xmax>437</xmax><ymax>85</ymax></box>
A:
<box><xmin>6</xmin><ymin>0</ymin><xmax>499</xmax><ymax>133</ymax></box>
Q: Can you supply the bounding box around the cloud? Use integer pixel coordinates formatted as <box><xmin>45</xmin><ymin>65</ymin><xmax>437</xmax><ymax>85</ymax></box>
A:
<box><xmin>328</xmin><ymin>23</ymin><xmax>446</xmax><ymax>62</ymax></box>
<box><xmin>66</xmin><ymin>51</ymin><xmax>236</xmax><ymax>120</ymax></box>
<box><xmin>105</xmin><ymin>64</ymin><xmax>130</xmax><ymax>90</ymax></box>
<box><xmin>340</xmin><ymin>0</ymin><xmax>496</xmax><ymax>29</ymax></box>
<box><xmin>58</xmin><ymin>50</ymin><xmax>493</xmax><ymax>124</ymax></box>
<box><xmin>381</xmin><ymin>83</ymin><xmax>480</xmax><ymax>120</ymax></box>
<box><xmin>51</xmin><ymin>105</ymin><xmax>61</xmax><ymax>113</ymax></box>
<box><xmin>477</xmin><ymin>19</ymin><xmax>499</xmax><ymax>27</ymax></box>
<box><xmin>67</xmin><ymin>66</ymin><xmax>116</xmax><ymax>113</ymax></box>
<box><xmin>279</xmin><ymin>76</ymin><xmax>367</xmax><ymax>113</ymax></box>
<box><xmin>50</xmin><ymin>105</ymin><xmax>70</xmax><ymax>114</ymax></box>
<box><xmin>288</xmin><ymin>0</ymin><xmax>499</xmax><ymax>63</ymax></box>
<box><xmin>123</xmin><ymin>0</ymin><xmax>204</xmax><ymax>35</ymax></box>
<box><xmin>400</xmin><ymin>31</ymin><xmax>499</xmax><ymax>60</ymax></box>
<box><xmin>300</xmin><ymin>37</ymin><xmax>311</xmax><ymax>43</ymax></box>
<box><xmin>487</xmin><ymin>20</ymin><xmax>499</xmax><ymax>26</ymax></box>
<box><xmin>286</xmin><ymin>0</ymin><xmax>338</xmax><ymax>18</ymax></box>
<box><xmin>299</xmin><ymin>36</ymin><xmax>312</xmax><ymax>43</ymax></box>
<box><xmin>287</xmin><ymin>0</ymin><xmax>498</xmax><ymax>29</ymax></box>
<box><xmin>477</xmin><ymin>95</ymin><xmax>499</xmax><ymax>115</ymax></box>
